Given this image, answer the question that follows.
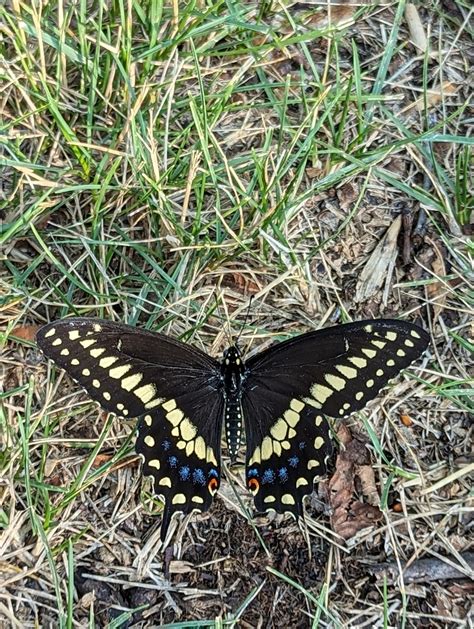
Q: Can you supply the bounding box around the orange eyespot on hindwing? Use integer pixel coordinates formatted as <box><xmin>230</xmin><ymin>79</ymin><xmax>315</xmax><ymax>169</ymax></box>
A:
<box><xmin>208</xmin><ymin>476</ymin><xmax>219</xmax><ymax>495</ymax></box>
<box><xmin>248</xmin><ymin>477</ymin><xmax>260</xmax><ymax>494</ymax></box>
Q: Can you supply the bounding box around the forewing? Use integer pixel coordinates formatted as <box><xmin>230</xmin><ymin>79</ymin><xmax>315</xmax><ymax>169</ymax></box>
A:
<box><xmin>242</xmin><ymin>319</ymin><xmax>428</xmax><ymax>517</ymax></box>
<box><xmin>36</xmin><ymin>318</ymin><xmax>221</xmax><ymax>421</ymax></box>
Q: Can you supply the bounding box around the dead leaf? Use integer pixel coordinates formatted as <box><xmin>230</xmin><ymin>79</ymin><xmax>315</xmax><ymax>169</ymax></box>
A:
<box><xmin>336</xmin><ymin>182</ymin><xmax>358</xmax><ymax>211</ymax></box>
<box><xmin>91</xmin><ymin>453</ymin><xmax>114</xmax><ymax>468</ymax></box>
<box><xmin>405</xmin><ymin>4</ymin><xmax>427</xmax><ymax>52</ymax></box>
<box><xmin>329</xmin><ymin>426</ymin><xmax>382</xmax><ymax>540</ymax></box>
<box><xmin>306</xmin><ymin>165</ymin><xmax>324</xmax><ymax>179</ymax></box>
<box><xmin>356</xmin><ymin>464</ymin><xmax>379</xmax><ymax>506</ymax></box>
<box><xmin>168</xmin><ymin>560</ymin><xmax>196</xmax><ymax>575</ymax></box>
<box><xmin>355</xmin><ymin>215</ymin><xmax>401</xmax><ymax>302</ymax></box>
<box><xmin>222</xmin><ymin>272</ymin><xmax>260</xmax><ymax>296</ymax></box>
<box><xmin>11</xmin><ymin>324</ymin><xmax>39</xmax><ymax>342</ymax></box>
<box><xmin>404</xmin><ymin>81</ymin><xmax>457</xmax><ymax>113</ymax></box>
<box><xmin>401</xmin><ymin>413</ymin><xmax>414</xmax><ymax>427</ymax></box>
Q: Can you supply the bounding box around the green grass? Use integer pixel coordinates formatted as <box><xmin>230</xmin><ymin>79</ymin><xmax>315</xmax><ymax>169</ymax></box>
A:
<box><xmin>1</xmin><ymin>0</ymin><xmax>473</xmax><ymax>627</ymax></box>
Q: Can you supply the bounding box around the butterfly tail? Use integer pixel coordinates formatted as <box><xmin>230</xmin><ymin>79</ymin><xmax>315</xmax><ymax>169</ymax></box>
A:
<box><xmin>160</xmin><ymin>502</ymin><xmax>173</xmax><ymax>541</ymax></box>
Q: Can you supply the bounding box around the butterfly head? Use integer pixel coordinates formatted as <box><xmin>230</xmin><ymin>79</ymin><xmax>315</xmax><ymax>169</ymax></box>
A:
<box><xmin>222</xmin><ymin>345</ymin><xmax>244</xmax><ymax>369</ymax></box>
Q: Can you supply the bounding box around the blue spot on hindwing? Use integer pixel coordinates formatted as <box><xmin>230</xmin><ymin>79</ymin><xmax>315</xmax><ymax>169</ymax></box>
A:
<box><xmin>247</xmin><ymin>468</ymin><xmax>259</xmax><ymax>478</ymax></box>
<box><xmin>168</xmin><ymin>455</ymin><xmax>178</xmax><ymax>468</ymax></box>
<box><xmin>179</xmin><ymin>466</ymin><xmax>190</xmax><ymax>481</ymax></box>
<box><xmin>288</xmin><ymin>455</ymin><xmax>299</xmax><ymax>468</ymax></box>
<box><xmin>299</xmin><ymin>441</ymin><xmax>306</xmax><ymax>450</ymax></box>
<box><xmin>262</xmin><ymin>469</ymin><xmax>276</xmax><ymax>484</ymax></box>
<box><xmin>193</xmin><ymin>468</ymin><xmax>206</xmax><ymax>485</ymax></box>
<box><xmin>278</xmin><ymin>467</ymin><xmax>289</xmax><ymax>483</ymax></box>
<box><xmin>208</xmin><ymin>468</ymin><xmax>219</xmax><ymax>478</ymax></box>
<box><xmin>162</xmin><ymin>439</ymin><xmax>171</xmax><ymax>451</ymax></box>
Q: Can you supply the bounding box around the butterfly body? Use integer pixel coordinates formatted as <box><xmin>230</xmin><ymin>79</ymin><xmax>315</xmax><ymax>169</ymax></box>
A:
<box><xmin>37</xmin><ymin>317</ymin><xmax>429</xmax><ymax>540</ymax></box>
<box><xmin>221</xmin><ymin>346</ymin><xmax>246</xmax><ymax>460</ymax></box>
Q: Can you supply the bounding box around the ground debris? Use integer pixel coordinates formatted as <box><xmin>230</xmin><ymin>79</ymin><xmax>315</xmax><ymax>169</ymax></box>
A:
<box><xmin>369</xmin><ymin>552</ymin><xmax>474</xmax><ymax>584</ymax></box>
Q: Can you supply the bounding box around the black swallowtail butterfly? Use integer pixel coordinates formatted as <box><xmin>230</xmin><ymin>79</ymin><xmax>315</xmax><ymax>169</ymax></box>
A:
<box><xmin>37</xmin><ymin>318</ymin><xmax>428</xmax><ymax>540</ymax></box>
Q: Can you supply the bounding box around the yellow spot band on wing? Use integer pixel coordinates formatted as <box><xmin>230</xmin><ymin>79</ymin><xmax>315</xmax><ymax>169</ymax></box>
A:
<box><xmin>121</xmin><ymin>373</ymin><xmax>143</xmax><ymax>391</ymax></box>
<box><xmin>261</xmin><ymin>436</ymin><xmax>273</xmax><ymax>461</ymax></box>
<box><xmin>134</xmin><ymin>383</ymin><xmax>156</xmax><ymax>403</ymax></box>
<box><xmin>194</xmin><ymin>436</ymin><xmax>206</xmax><ymax>460</ymax></box>
<box><xmin>100</xmin><ymin>356</ymin><xmax>118</xmax><ymax>368</ymax></box>
<box><xmin>284</xmin><ymin>409</ymin><xmax>300</xmax><ymax>427</ymax></box>
<box><xmin>162</xmin><ymin>399</ymin><xmax>176</xmax><ymax>412</ymax></box>
<box><xmin>109</xmin><ymin>364</ymin><xmax>132</xmax><ymax>379</ymax></box>
<box><xmin>325</xmin><ymin>373</ymin><xmax>346</xmax><ymax>391</ymax></box>
<box><xmin>179</xmin><ymin>419</ymin><xmax>197</xmax><ymax>441</ymax></box>
<box><xmin>290</xmin><ymin>399</ymin><xmax>305</xmax><ymax>412</ymax></box>
<box><xmin>270</xmin><ymin>419</ymin><xmax>288</xmax><ymax>441</ymax></box>
<box><xmin>335</xmin><ymin>364</ymin><xmax>357</xmax><ymax>379</ymax></box>
<box><xmin>348</xmin><ymin>356</ymin><xmax>367</xmax><ymax>369</ymax></box>
<box><xmin>310</xmin><ymin>384</ymin><xmax>333</xmax><ymax>404</ymax></box>
<box><xmin>79</xmin><ymin>339</ymin><xmax>95</xmax><ymax>349</ymax></box>
<box><xmin>167</xmin><ymin>408</ymin><xmax>183</xmax><ymax>426</ymax></box>
<box><xmin>90</xmin><ymin>347</ymin><xmax>106</xmax><ymax>358</ymax></box>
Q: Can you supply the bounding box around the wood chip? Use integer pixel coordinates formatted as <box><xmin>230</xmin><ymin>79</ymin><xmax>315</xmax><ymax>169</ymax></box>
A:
<box><xmin>426</xmin><ymin>237</ymin><xmax>447</xmax><ymax>322</ymax></box>
<box><xmin>369</xmin><ymin>552</ymin><xmax>474</xmax><ymax>584</ymax></box>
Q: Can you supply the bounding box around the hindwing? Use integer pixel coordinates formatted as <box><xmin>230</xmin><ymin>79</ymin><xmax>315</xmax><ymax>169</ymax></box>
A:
<box><xmin>136</xmin><ymin>394</ymin><xmax>223</xmax><ymax>539</ymax></box>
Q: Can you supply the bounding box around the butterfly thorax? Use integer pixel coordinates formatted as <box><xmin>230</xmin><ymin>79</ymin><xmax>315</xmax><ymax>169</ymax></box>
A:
<box><xmin>221</xmin><ymin>346</ymin><xmax>246</xmax><ymax>461</ymax></box>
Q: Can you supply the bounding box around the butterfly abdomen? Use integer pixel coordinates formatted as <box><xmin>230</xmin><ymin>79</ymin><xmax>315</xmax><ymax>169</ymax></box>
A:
<box><xmin>224</xmin><ymin>398</ymin><xmax>244</xmax><ymax>460</ymax></box>
<box><xmin>221</xmin><ymin>345</ymin><xmax>246</xmax><ymax>460</ymax></box>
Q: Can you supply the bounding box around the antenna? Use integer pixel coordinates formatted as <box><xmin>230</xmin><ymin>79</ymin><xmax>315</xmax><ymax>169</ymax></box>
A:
<box><xmin>214</xmin><ymin>292</ymin><xmax>233</xmax><ymax>348</ymax></box>
<box><xmin>236</xmin><ymin>296</ymin><xmax>253</xmax><ymax>347</ymax></box>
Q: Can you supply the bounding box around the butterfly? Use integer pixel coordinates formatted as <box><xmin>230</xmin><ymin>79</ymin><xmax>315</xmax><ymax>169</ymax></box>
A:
<box><xmin>36</xmin><ymin>317</ymin><xmax>428</xmax><ymax>540</ymax></box>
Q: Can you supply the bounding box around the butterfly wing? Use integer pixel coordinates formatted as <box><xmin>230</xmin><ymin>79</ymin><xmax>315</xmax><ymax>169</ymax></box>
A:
<box><xmin>242</xmin><ymin>319</ymin><xmax>429</xmax><ymax>517</ymax></box>
<box><xmin>37</xmin><ymin>318</ymin><xmax>224</xmax><ymax>539</ymax></box>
